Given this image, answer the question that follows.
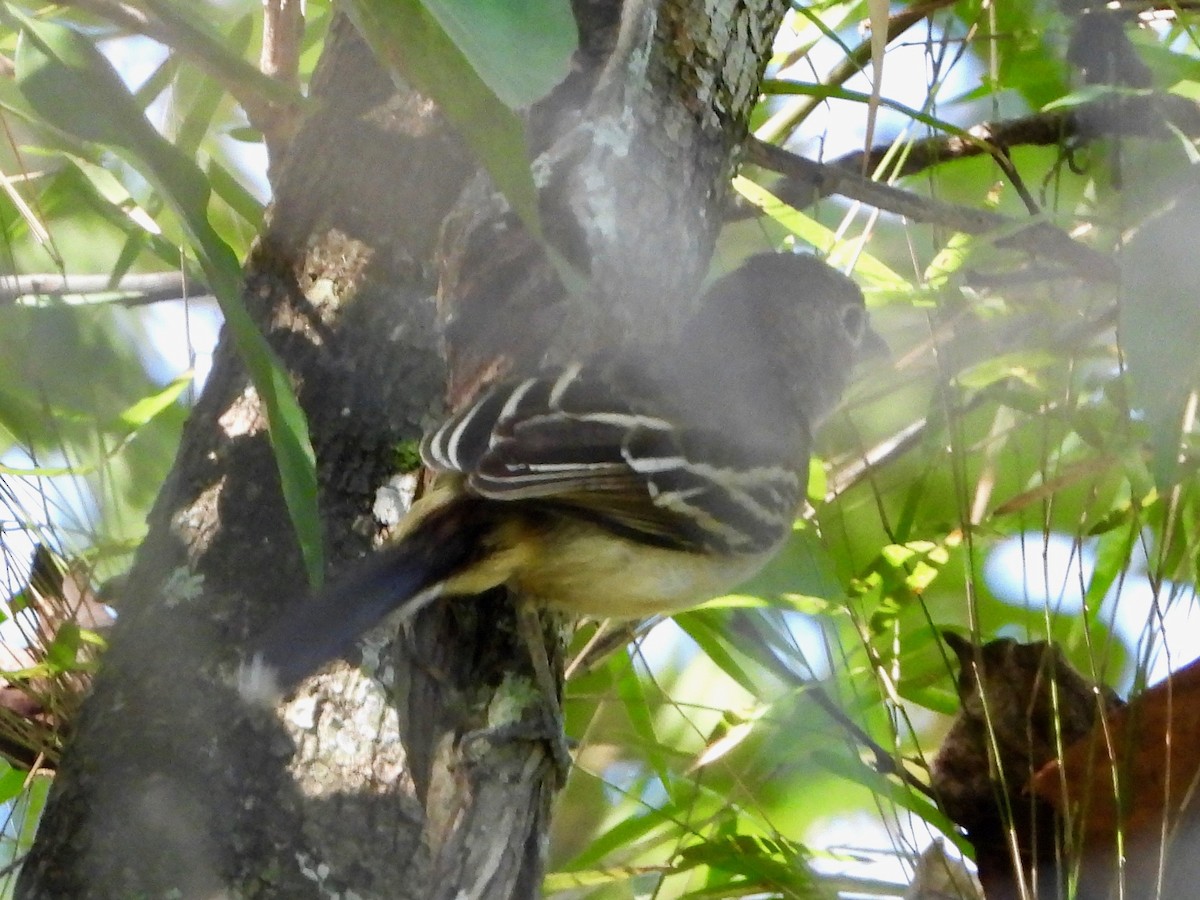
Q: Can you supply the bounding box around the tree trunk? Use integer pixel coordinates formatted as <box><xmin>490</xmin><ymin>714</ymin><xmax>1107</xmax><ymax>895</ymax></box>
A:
<box><xmin>18</xmin><ymin>2</ymin><xmax>787</xmax><ymax>896</ymax></box>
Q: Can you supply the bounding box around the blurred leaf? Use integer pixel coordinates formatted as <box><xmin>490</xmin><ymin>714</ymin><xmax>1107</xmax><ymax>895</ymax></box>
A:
<box><xmin>692</xmin><ymin>711</ymin><xmax>761</xmax><ymax>770</ymax></box>
<box><xmin>226</xmin><ymin>125</ymin><xmax>263</xmax><ymax>143</ymax></box>
<box><xmin>137</xmin><ymin>0</ymin><xmax>304</xmax><ymax>111</ymax></box>
<box><xmin>1084</xmin><ymin>523</ymin><xmax>1138</xmax><ymax>617</ymax></box>
<box><xmin>611</xmin><ymin>651</ymin><xmax>670</xmax><ymax>783</ymax></box>
<box><xmin>989</xmin><ymin>1</ymin><xmax>1071</xmax><ymax>109</ymax></box>
<box><xmin>565</xmin><ymin>796</ymin><xmax>685</xmax><ymax>869</ymax></box>
<box><xmin>811</xmin><ymin>749</ymin><xmax>970</xmax><ymax>856</ymax></box>
<box><xmin>1041</xmin><ymin>84</ymin><xmax>1151</xmax><ymax>112</ymax></box>
<box><xmin>763</xmin><ymin>79</ymin><xmax>975</xmax><ymax>139</ymax></box>
<box><xmin>1119</xmin><ymin>172</ymin><xmax>1200</xmax><ymax>487</ymax></box>
<box><xmin>206</xmin><ymin>159</ymin><xmax>264</xmax><ymax>227</ymax></box>
<box><xmin>44</xmin><ymin>621</ymin><xmax>81</xmax><ymax>672</ymax></box>
<box><xmin>67</xmin><ymin>159</ymin><xmax>164</xmax><ymax>239</ymax></box>
<box><xmin>925</xmin><ymin>230</ymin><xmax>974</xmax><ymax>285</ymax></box>
<box><xmin>543</xmin><ymin>866</ymin><xmax>652</xmax><ymax>892</ymax></box>
<box><xmin>675</xmin><ymin>614</ymin><xmax>758</xmax><ymax>698</ymax></box>
<box><xmin>675</xmin><ymin>833</ymin><xmax>823</xmax><ymax>897</ymax></box>
<box><xmin>115</xmin><ymin>373</ymin><xmax>193</xmax><ymax>433</ymax></box>
<box><xmin>1170</xmin><ymin>79</ymin><xmax>1200</xmax><ymax>102</ymax></box>
<box><xmin>950</xmin><ymin>350</ymin><xmax>1056</xmax><ymax>393</ymax></box>
<box><xmin>12</xmin><ymin>12</ymin><xmax>322</xmax><ymax>584</ymax></box>
<box><xmin>735</xmin><ymin>524</ymin><xmax>843</xmax><ymax>603</ymax></box>
<box><xmin>173</xmin><ymin>16</ymin><xmax>243</xmax><ymax>155</ymax></box>
<box><xmin>420</xmin><ymin>0</ymin><xmax>577</xmax><ymax>109</ymax></box>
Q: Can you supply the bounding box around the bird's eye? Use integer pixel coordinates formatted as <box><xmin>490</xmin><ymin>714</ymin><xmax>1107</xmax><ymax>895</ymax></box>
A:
<box><xmin>840</xmin><ymin>304</ymin><xmax>867</xmax><ymax>342</ymax></box>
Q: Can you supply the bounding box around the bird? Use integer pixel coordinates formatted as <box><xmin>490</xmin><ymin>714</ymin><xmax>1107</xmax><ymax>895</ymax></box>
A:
<box><xmin>239</xmin><ymin>252</ymin><xmax>885</xmax><ymax>703</ymax></box>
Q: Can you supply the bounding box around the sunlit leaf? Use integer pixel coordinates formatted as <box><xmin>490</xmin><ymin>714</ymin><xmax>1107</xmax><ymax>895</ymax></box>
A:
<box><xmin>675</xmin><ymin>833</ymin><xmax>822</xmax><ymax>896</ymax></box>
<box><xmin>115</xmin><ymin>373</ymin><xmax>193</xmax><ymax>432</ymax></box>
<box><xmin>674</xmin><ymin>612</ymin><xmax>761</xmax><ymax>697</ymax></box>
<box><xmin>44</xmin><ymin>621</ymin><xmax>81</xmax><ymax>672</ymax></box>
<box><xmin>732</xmin><ymin>176</ymin><xmax>910</xmax><ymax>288</ymax></box>
<box><xmin>0</xmin><ymin>761</ymin><xmax>27</xmax><ymax>804</ymax></box>
<box><xmin>611</xmin><ymin>651</ymin><xmax>670</xmax><ymax>784</ymax></box>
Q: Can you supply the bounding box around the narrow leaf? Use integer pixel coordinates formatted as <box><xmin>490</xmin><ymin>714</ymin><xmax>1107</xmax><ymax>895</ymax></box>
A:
<box><xmin>13</xmin><ymin>13</ymin><xmax>323</xmax><ymax>583</ymax></box>
<box><xmin>421</xmin><ymin>0</ymin><xmax>577</xmax><ymax>109</ymax></box>
<box><xmin>116</xmin><ymin>373</ymin><xmax>194</xmax><ymax>431</ymax></box>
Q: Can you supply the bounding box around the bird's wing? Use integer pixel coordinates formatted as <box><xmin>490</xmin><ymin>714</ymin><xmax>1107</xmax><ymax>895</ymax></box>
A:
<box><xmin>422</xmin><ymin>366</ymin><xmax>804</xmax><ymax>553</ymax></box>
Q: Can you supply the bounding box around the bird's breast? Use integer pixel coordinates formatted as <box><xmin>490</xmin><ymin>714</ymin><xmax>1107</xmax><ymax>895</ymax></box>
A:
<box><xmin>510</xmin><ymin>518</ymin><xmax>778</xmax><ymax>618</ymax></box>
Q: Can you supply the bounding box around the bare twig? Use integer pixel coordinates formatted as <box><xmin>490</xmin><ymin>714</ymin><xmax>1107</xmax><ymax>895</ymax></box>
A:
<box><xmin>746</xmin><ymin>91</ymin><xmax>1200</xmax><ymax>284</ymax></box>
<box><xmin>259</xmin><ymin>0</ymin><xmax>305</xmax><ymax>170</ymax></box>
<box><xmin>0</xmin><ymin>272</ymin><xmax>210</xmax><ymax>307</ymax></box>
<box><xmin>260</xmin><ymin>0</ymin><xmax>302</xmax><ymax>84</ymax></box>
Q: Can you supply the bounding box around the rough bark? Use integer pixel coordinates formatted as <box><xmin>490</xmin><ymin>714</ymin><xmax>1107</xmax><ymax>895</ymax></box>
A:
<box><xmin>19</xmin><ymin>1</ymin><xmax>788</xmax><ymax>897</ymax></box>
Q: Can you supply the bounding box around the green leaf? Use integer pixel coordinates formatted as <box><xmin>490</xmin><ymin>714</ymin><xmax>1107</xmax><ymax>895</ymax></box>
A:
<box><xmin>1170</xmin><ymin>79</ymin><xmax>1200</xmax><ymax>102</ymax></box>
<box><xmin>1041</xmin><ymin>84</ymin><xmax>1152</xmax><ymax>112</ymax></box>
<box><xmin>173</xmin><ymin>16</ymin><xmax>242</xmax><ymax>155</ymax></box>
<box><xmin>565</xmin><ymin>800</ymin><xmax>685</xmax><ymax>868</ymax></box>
<box><xmin>116</xmin><ymin>373</ymin><xmax>194</xmax><ymax>432</ymax></box>
<box><xmin>45</xmin><ymin>622</ymin><xmax>82</xmax><ymax>672</ymax></box>
<box><xmin>811</xmin><ymin>749</ymin><xmax>971</xmax><ymax>857</ymax></box>
<box><xmin>956</xmin><ymin>350</ymin><xmax>1058</xmax><ymax>391</ymax></box>
<box><xmin>344</xmin><ymin>0</ymin><xmax>545</xmax><ymax>237</ymax></box>
<box><xmin>17</xmin><ymin>775</ymin><xmax>52</xmax><ymax>849</ymax></box>
<box><xmin>136</xmin><ymin>0</ymin><xmax>304</xmax><ymax>111</ymax></box>
<box><xmin>1083</xmin><ymin>515</ymin><xmax>1139</xmax><ymax>614</ymax></box>
<box><xmin>0</xmin><ymin>760</ymin><xmax>27</xmax><ymax>804</ymax></box>
<box><xmin>762</xmin><ymin>79</ymin><xmax>975</xmax><ymax>140</ymax></box>
<box><xmin>420</xmin><ymin>0</ymin><xmax>577</xmax><ymax>109</ymax></box>
<box><xmin>675</xmin><ymin>612</ymin><xmax>762</xmax><ymax>697</ymax></box>
<box><xmin>206</xmin><ymin>159</ymin><xmax>265</xmax><ymax>228</ymax></box>
<box><xmin>541</xmin><ymin>867</ymin><xmax>641</xmax><ymax>892</ymax></box>
<box><xmin>731</xmin><ymin>176</ymin><xmax>911</xmax><ymax>289</ymax></box>
<box><xmin>611</xmin><ymin>651</ymin><xmax>671</xmax><ymax>784</ymax></box>
<box><xmin>12</xmin><ymin>12</ymin><xmax>323</xmax><ymax>585</ymax></box>
<box><xmin>675</xmin><ymin>833</ymin><xmax>821</xmax><ymax>896</ymax></box>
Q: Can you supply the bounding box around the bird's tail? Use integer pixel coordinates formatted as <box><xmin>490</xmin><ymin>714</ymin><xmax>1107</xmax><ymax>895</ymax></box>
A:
<box><xmin>238</xmin><ymin>494</ymin><xmax>500</xmax><ymax>705</ymax></box>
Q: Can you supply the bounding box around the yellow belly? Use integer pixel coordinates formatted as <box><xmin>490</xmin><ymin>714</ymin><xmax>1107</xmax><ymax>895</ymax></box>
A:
<box><xmin>409</xmin><ymin>484</ymin><xmax>779</xmax><ymax>619</ymax></box>
<box><xmin>506</xmin><ymin>519</ymin><xmax>774</xmax><ymax>618</ymax></box>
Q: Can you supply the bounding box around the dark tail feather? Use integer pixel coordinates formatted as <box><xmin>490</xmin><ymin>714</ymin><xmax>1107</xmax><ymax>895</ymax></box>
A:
<box><xmin>239</xmin><ymin>496</ymin><xmax>492</xmax><ymax>703</ymax></box>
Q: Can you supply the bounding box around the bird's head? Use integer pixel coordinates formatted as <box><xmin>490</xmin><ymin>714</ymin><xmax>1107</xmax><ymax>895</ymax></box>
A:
<box><xmin>692</xmin><ymin>252</ymin><xmax>887</xmax><ymax>429</ymax></box>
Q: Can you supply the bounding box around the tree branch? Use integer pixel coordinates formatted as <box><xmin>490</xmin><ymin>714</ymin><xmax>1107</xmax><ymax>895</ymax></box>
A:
<box><xmin>833</xmin><ymin>93</ymin><xmax>1200</xmax><ymax>180</ymax></box>
<box><xmin>746</xmin><ymin>138</ymin><xmax>1118</xmax><ymax>282</ymax></box>
<box><xmin>745</xmin><ymin>92</ymin><xmax>1200</xmax><ymax>281</ymax></box>
<box><xmin>0</xmin><ymin>272</ymin><xmax>209</xmax><ymax>307</ymax></box>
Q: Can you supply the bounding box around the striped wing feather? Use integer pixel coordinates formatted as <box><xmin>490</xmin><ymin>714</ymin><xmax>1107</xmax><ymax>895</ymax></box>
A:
<box><xmin>421</xmin><ymin>366</ymin><xmax>803</xmax><ymax>554</ymax></box>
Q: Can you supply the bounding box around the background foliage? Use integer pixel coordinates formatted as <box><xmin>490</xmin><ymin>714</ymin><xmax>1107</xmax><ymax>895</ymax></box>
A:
<box><xmin>0</xmin><ymin>1</ymin><xmax>1197</xmax><ymax>897</ymax></box>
